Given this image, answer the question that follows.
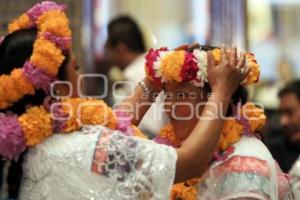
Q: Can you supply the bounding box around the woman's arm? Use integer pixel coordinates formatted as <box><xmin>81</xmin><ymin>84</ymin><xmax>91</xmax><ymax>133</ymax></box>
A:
<box><xmin>116</xmin><ymin>77</ymin><xmax>159</xmax><ymax>126</ymax></box>
<box><xmin>175</xmin><ymin>46</ymin><xmax>249</xmax><ymax>183</ymax></box>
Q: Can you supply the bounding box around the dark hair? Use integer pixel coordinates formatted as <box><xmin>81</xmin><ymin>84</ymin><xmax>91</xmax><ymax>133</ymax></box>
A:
<box><xmin>107</xmin><ymin>15</ymin><xmax>146</xmax><ymax>52</ymax></box>
<box><xmin>0</xmin><ymin>28</ymin><xmax>69</xmax><ymax>198</ymax></box>
<box><xmin>278</xmin><ymin>80</ymin><xmax>300</xmax><ymax>101</ymax></box>
<box><xmin>198</xmin><ymin>45</ymin><xmax>248</xmax><ymax>115</ymax></box>
<box><xmin>0</xmin><ymin>28</ymin><xmax>69</xmax><ymax>115</ymax></box>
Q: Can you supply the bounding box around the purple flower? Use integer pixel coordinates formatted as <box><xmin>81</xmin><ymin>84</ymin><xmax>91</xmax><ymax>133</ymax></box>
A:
<box><xmin>115</xmin><ymin>110</ymin><xmax>132</xmax><ymax>135</ymax></box>
<box><xmin>43</xmin><ymin>32</ymin><xmax>71</xmax><ymax>51</ymax></box>
<box><xmin>27</xmin><ymin>1</ymin><xmax>66</xmax><ymax>22</ymax></box>
<box><xmin>23</xmin><ymin>61</ymin><xmax>55</xmax><ymax>93</ymax></box>
<box><xmin>0</xmin><ymin>113</ymin><xmax>26</xmax><ymax>160</ymax></box>
<box><xmin>51</xmin><ymin>103</ymin><xmax>69</xmax><ymax>133</ymax></box>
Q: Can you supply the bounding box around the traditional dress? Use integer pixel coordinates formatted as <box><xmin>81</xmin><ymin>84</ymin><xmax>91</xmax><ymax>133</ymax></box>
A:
<box><xmin>198</xmin><ymin>136</ymin><xmax>293</xmax><ymax>200</ymax></box>
<box><xmin>19</xmin><ymin>126</ymin><xmax>177</xmax><ymax>200</ymax></box>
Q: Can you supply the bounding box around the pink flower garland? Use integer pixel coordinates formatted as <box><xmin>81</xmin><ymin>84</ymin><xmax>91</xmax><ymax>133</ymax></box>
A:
<box><xmin>114</xmin><ymin>110</ymin><xmax>134</xmax><ymax>136</ymax></box>
<box><xmin>27</xmin><ymin>1</ymin><xmax>66</xmax><ymax>22</ymax></box>
<box><xmin>0</xmin><ymin>114</ymin><xmax>26</xmax><ymax>160</ymax></box>
<box><xmin>43</xmin><ymin>32</ymin><xmax>71</xmax><ymax>51</ymax></box>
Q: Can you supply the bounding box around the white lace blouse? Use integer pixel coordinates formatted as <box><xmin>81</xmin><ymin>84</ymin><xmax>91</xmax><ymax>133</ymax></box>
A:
<box><xmin>19</xmin><ymin>126</ymin><xmax>177</xmax><ymax>200</ymax></box>
<box><xmin>198</xmin><ymin>136</ymin><xmax>293</xmax><ymax>200</ymax></box>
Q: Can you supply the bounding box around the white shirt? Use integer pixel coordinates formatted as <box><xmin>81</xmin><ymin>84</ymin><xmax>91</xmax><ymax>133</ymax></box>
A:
<box><xmin>124</xmin><ymin>54</ymin><xmax>169</xmax><ymax>136</ymax></box>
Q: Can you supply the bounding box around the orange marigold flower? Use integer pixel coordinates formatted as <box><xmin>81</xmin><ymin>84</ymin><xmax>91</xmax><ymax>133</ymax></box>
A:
<box><xmin>157</xmin><ymin>124</ymin><xmax>181</xmax><ymax>147</ymax></box>
<box><xmin>61</xmin><ymin>98</ymin><xmax>85</xmax><ymax>133</ymax></box>
<box><xmin>18</xmin><ymin>106</ymin><xmax>52</xmax><ymax>146</ymax></box>
<box><xmin>11</xmin><ymin>69</ymin><xmax>35</xmax><ymax>97</ymax></box>
<box><xmin>171</xmin><ymin>183</ymin><xmax>198</xmax><ymax>200</ymax></box>
<box><xmin>37</xmin><ymin>10</ymin><xmax>71</xmax><ymax>38</ymax></box>
<box><xmin>78</xmin><ymin>100</ymin><xmax>116</xmax><ymax>127</ymax></box>
<box><xmin>218</xmin><ymin>119</ymin><xmax>244</xmax><ymax>151</ymax></box>
<box><xmin>160</xmin><ymin>51</ymin><xmax>185</xmax><ymax>82</ymax></box>
<box><xmin>131</xmin><ymin>125</ymin><xmax>148</xmax><ymax>139</ymax></box>
<box><xmin>61</xmin><ymin>98</ymin><xmax>118</xmax><ymax>133</ymax></box>
<box><xmin>243</xmin><ymin>53</ymin><xmax>260</xmax><ymax>85</ymax></box>
<box><xmin>0</xmin><ymin>101</ymin><xmax>11</xmax><ymax>110</ymax></box>
<box><xmin>8</xmin><ymin>13</ymin><xmax>31</xmax><ymax>33</ymax></box>
<box><xmin>30</xmin><ymin>38</ymin><xmax>64</xmax><ymax>76</ymax></box>
<box><xmin>212</xmin><ymin>48</ymin><xmax>221</xmax><ymax>65</ymax></box>
<box><xmin>0</xmin><ymin>75</ymin><xmax>21</xmax><ymax>103</ymax></box>
<box><xmin>107</xmin><ymin>107</ymin><xmax>118</xmax><ymax>129</ymax></box>
<box><xmin>240</xmin><ymin>102</ymin><xmax>266</xmax><ymax>132</ymax></box>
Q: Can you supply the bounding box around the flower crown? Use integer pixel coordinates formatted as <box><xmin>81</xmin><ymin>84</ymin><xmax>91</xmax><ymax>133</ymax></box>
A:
<box><xmin>0</xmin><ymin>1</ymin><xmax>72</xmax><ymax>110</ymax></box>
<box><xmin>145</xmin><ymin>47</ymin><xmax>260</xmax><ymax>87</ymax></box>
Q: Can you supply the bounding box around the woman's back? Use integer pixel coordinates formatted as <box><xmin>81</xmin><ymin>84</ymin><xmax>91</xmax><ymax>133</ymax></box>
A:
<box><xmin>20</xmin><ymin>126</ymin><xmax>177</xmax><ymax>200</ymax></box>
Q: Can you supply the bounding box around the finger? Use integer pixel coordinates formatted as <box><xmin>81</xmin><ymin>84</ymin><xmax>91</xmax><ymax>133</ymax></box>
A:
<box><xmin>221</xmin><ymin>44</ymin><xmax>230</xmax><ymax>65</ymax></box>
<box><xmin>207</xmin><ymin>51</ymin><xmax>215</xmax><ymax>68</ymax></box>
<box><xmin>174</xmin><ymin>44</ymin><xmax>189</xmax><ymax>51</ymax></box>
<box><xmin>230</xmin><ymin>46</ymin><xmax>238</xmax><ymax>66</ymax></box>
<box><xmin>238</xmin><ymin>52</ymin><xmax>246</xmax><ymax>66</ymax></box>
<box><xmin>240</xmin><ymin>65</ymin><xmax>250</xmax><ymax>80</ymax></box>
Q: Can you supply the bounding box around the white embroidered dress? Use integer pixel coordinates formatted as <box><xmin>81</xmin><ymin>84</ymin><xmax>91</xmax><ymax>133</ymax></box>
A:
<box><xmin>198</xmin><ymin>136</ymin><xmax>293</xmax><ymax>200</ymax></box>
<box><xmin>19</xmin><ymin>126</ymin><xmax>177</xmax><ymax>200</ymax></box>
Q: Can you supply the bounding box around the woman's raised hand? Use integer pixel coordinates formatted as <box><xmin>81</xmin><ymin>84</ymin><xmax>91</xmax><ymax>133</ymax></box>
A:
<box><xmin>207</xmin><ymin>46</ymin><xmax>249</xmax><ymax>98</ymax></box>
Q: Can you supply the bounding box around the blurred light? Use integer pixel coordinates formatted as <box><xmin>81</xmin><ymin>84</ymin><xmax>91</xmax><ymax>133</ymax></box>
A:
<box><xmin>191</xmin><ymin>0</ymin><xmax>209</xmax><ymax>44</ymax></box>
<box><xmin>270</xmin><ymin>0</ymin><xmax>300</xmax><ymax>4</ymax></box>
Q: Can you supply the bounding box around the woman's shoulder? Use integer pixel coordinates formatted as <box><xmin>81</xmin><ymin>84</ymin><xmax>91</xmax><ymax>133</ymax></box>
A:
<box><xmin>232</xmin><ymin>135</ymin><xmax>274</xmax><ymax>162</ymax></box>
<box><xmin>199</xmin><ymin>136</ymin><xmax>280</xmax><ymax>200</ymax></box>
<box><xmin>24</xmin><ymin>126</ymin><xmax>104</xmax><ymax>172</ymax></box>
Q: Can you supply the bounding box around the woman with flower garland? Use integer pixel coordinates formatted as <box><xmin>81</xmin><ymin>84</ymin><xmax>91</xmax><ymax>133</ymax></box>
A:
<box><xmin>143</xmin><ymin>45</ymin><xmax>293</xmax><ymax>199</ymax></box>
<box><xmin>0</xmin><ymin>1</ymin><xmax>252</xmax><ymax>200</ymax></box>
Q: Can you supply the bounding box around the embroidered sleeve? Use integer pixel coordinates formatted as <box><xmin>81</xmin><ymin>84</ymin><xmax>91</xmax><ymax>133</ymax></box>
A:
<box><xmin>91</xmin><ymin>128</ymin><xmax>177</xmax><ymax>199</ymax></box>
<box><xmin>199</xmin><ymin>156</ymin><xmax>274</xmax><ymax>200</ymax></box>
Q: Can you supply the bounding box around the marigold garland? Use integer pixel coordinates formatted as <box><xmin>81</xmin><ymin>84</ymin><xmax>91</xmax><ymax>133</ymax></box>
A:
<box><xmin>30</xmin><ymin>38</ymin><xmax>65</xmax><ymax>76</ymax></box>
<box><xmin>18</xmin><ymin>106</ymin><xmax>52</xmax><ymax>146</ymax></box>
<box><xmin>61</xmin><ymin>98</ymin><xmax>118</xmax><ymax>133</ymax></box>
<box><xmin>37</xmin><ymin>10</ymin><xmax>71</xmax><ymax>38</ymax></box>
<box><xmin>0</xmin><ymin>97</ymin><xmax>146</xmax><ymax>160</ymax></box>
<box><xmin>8</xmin><ymin>13</ymin><xmax>32</xmax><ymax>33</ymax></box>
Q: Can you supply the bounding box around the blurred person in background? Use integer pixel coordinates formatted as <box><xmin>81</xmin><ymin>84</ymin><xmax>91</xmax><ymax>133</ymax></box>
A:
<box><xmin>273</xmin><ymin>80</ymin><xmax>300</xmax><ymax>198</ymax></box>
<box><xmin>268</xmin><ymin>80</ymin><xmax>300</xmax><ymax>173</ymax></box>
<box><xmin>105</xmin><ymin>15</ymin><xmax>146</xmax><ymax>82</ymax></box>
<box><xmin>104</xmin><ymin>15</ymin><xmax>168</xmax><ymax>136</ymax></box>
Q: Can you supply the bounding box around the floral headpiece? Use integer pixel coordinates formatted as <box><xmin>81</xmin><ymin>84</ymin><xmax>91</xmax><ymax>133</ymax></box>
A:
<box><xmin>145</xmin><ymin>47</ymin><xmax>260</xmax><ymax>87</ymax></box>
<box><xmin>0</xmin><ymin>1</ymin><xmax>71</xmax><ymax>110</ymax></box>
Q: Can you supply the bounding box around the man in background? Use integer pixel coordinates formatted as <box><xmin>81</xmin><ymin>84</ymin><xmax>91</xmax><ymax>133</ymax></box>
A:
<box><xmin>271</xmin><ymin>80</ymin><xmax>300</xmax><ymax>198</ymax></box>
<box><xmin>105</xmin><ymin>15</ymin><xmax>146</xmax><ymax>83</ymax></box>
<box><xmin>273</xmin><ymin>80</ymin><xmax>300</xmax><ymax>172</ymax></box>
